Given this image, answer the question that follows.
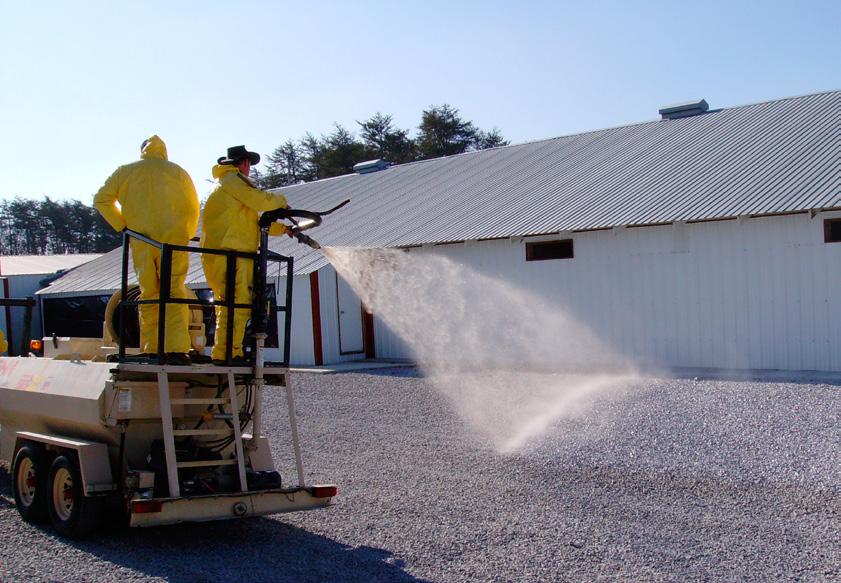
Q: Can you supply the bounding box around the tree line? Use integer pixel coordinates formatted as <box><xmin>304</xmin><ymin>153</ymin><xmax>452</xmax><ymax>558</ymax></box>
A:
<box><xmin>252</xmin><ymin>104</ymin><xmax>507</xmax><ymax>188</ymax></box>
<box><xmin>0</xmin><ymin>197</ymin><xmax>121</xmax><ymax>256</ymax></box>
<box><xmin>1</xmin><ymin>104</ymin><xmax>506</xmax><ymax>255</ymax></box>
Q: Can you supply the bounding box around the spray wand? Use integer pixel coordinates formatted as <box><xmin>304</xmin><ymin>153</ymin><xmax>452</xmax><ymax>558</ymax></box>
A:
<box><xmin>258</xmin><ymin>199</ymin><xmax>350</xmax><ymax>250</ymax></box>
<box><xmin>289</xmin><ymin>230</ymin><xmax>321</xmax><ymax>250</ymax></box>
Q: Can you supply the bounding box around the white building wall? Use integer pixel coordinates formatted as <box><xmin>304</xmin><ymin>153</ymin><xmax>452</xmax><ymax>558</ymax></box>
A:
<box><xmin>372</xmin><ymin>211</ymin><xmax>841</xmax><ymax>372</ymax></box>
<box><xmin>265</xmin><ymin>274</ymin><xmax>315</xmax><ymax>366</ymax></box>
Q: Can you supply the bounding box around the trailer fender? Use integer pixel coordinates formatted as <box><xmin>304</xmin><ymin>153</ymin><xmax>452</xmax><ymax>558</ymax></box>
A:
<box><xmin>15</xmin><ymin>431</ymin><xmax>115</xmax><ymax>494</ymax></box>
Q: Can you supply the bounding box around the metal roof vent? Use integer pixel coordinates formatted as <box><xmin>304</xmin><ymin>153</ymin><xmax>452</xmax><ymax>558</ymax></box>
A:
<box><xmin>658</xmin><ymin>98</ymin><xmax>709</xmax><ymax>120</ymax></box>
<box><xmin>353</xmin><ymin>159</ymin><xmax>390</xmax><ymax>174</ymax></box>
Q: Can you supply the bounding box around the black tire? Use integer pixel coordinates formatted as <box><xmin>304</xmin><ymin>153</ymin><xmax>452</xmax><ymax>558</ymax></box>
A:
<box><xmin>47</xmin><ymin>454</ymin><xmax>102</xmax><ymax>538</ymax></box>
<box><xmin>11</xmin><ymin>443</ymin><xmax>50</xmax><ymax>524</ymax></box>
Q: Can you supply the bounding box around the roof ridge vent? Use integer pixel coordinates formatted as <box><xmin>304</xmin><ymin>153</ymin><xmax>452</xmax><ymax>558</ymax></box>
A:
<box><xmin>353</xmin><ymin>159</ymin><xmax>390</xmax><ymax>174</ymax></box>
<box><xmin>659</xmin><ymin>98</ymin><xmax>709</xmax><ymax>120</ymax></box>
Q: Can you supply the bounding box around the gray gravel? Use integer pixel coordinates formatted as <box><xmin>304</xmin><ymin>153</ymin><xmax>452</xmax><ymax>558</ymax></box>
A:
<box><xmin>1</xmin><ymin>369</ymin><xmax>839</xmax><ymax>582</ymax></box>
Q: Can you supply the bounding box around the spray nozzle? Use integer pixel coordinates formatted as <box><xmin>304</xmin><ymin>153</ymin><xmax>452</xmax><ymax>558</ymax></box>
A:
<box><xmin>292</xmin><ymin>231</ymin><xmax>321</xmax><ymax>250</ymax></box>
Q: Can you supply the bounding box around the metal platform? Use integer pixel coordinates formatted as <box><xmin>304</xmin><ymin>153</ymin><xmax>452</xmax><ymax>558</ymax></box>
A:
<box><xmin>113</xmin><ymin>363</ymin><xmax>289</xmax><ymax>375</ymax></box>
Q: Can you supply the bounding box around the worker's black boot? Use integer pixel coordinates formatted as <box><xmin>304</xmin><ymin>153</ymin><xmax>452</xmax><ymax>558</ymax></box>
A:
<box><xmin>190</xmin><ymin>351</ymin><xmax>212</xmax><ymax>364</ymax></box>
<box><xmin>212</xmin><ymin>356</ymin><xmax>247</xmax><ymax>366</ymax></box>
<box><xmin>165</xmin><ymin>353</ymin><xmax>191</xmax><ymax>366</ymax></box>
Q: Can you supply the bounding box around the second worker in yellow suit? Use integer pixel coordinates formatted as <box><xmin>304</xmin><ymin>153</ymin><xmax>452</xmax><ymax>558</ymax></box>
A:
<box><xmin>94</xmin><ymin>135</ymin><xmax>200</xmax><ymax>364</ymax></box>
<box><xmin>0</xmin><ymin>330</ymin><xmax>7</xmax><ymax>354</ymax></box>
<box><xmin>201</xmin><ymin>145</ymin><xmax>289</xmax><ymax>364</ymax></box>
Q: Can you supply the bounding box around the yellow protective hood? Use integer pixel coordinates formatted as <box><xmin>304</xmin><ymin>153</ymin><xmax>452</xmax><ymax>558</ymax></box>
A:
<box><xmin>212</xmin><ymin>163</ymin><xmax>239</xmax><ymax>181</ymax></box>
<box><xmin>202</xmin><ymin>164</ymin><xmax>288</xmax><ymax>252</ymax></box>
<box><xmin>93</xmin><ymin>134</ymin><xmax>199</xmax><ymax>244</ymax></box>
<box><xmin>141</xmin><ymin>135</ymin><xmax>168</xmax><ymax>161</ymax></box>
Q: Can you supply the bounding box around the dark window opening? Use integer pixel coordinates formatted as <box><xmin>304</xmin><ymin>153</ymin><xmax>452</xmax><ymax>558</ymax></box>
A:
<box><xmin>824</xmin><ymin>219</ymin><xmax>841</xmax><ymax>243</ymax></box>
<box><xmin>43</xmin><ymin>295</ymin><xmax>111</xmax><ymax>338</ymax></box>
<box><xmin>526</xmin><ymin>239</ymin><xmax>574</xmax><ymax>261</ymax></box>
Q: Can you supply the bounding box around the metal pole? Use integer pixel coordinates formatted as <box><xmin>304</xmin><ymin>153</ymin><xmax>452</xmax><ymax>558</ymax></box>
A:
<box><xmin>285</xmin><ymin>375</ymin><xmax>306</xmax><ymax>487</ymax></box>
<box><xmin>283</xmin><ymin>258</ymin><xmax>294</xmax><ymax>366</ymax></box>
<box><xmin>227</xmin><ymin>372</ymin><xmax>249</xmax><ymax>492</ymax></box>
<box><xmin>249</xmin><ymin>333</ymin><xmax>265</xmax><ymax>448</ymax></box>
<box><xmin>19</xmin><ymin>298</ymin><xmax>33</xmax><ymax>356</ymax></box>
<box><xmin>249</xmin><ymin>228</ymin><xmax>269</xmax><ymax>445</ymax></box>
<box><xmin>119</xmin><ymin>232</ymin><xmax>130</xmax><ymax>361</ymax></box>
<box><xmin>225</xmin><ymin>254</ymin><xmax>236</xmax><ymax>364</ymax></box>
<box><xmin>156</xmin><ymin>371</ymin><xmax>180</xmax><ymax>497</ymax></box>
<box><xmin>158</xmin><ymin>245</ymin><xmax>172</xmax><ymax>364</ymax></box>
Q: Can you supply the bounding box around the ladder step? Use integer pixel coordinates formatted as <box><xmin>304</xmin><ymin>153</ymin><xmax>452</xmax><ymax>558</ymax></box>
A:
<box><xmin>176</xmin><ymin>459</ymin><xmax>237</xmax><ymax>468</ymax></box>
<box><xmin>172</xmin><ymin>429</ymin><xmax>232</xmax><ymax>436</ymax></box>
<box><xmin>171</xmin><ymin>398</ymin><xmax>229</xmax><ymax>405</ymax></box>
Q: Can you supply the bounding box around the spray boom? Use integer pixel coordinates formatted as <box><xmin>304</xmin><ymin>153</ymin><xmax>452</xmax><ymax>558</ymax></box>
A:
<box><xmin>250</xmin><ymin>199</ymin><xmax>350</xmax><ymax>348</ymax></box>
<box><xmin>259</xmin><ymin>199</ymin><xmax>349</xmax><ymax>250</ymax></box>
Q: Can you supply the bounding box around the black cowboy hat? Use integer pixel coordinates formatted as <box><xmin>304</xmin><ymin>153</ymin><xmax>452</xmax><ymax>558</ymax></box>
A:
<box><xmin>217</xmin><ymin>145</ymin><xmax>260</xmax><ymax>166</ymax></box>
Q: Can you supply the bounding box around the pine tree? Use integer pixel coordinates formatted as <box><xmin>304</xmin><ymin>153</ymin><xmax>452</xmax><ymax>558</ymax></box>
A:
<box><xmin>358</xmin><ymin>113</ymin><xmax>415</xmax><ymax>164</ymax></box>
<box><xmin>416</xmin><ymin>104</ymin><xmax>478</xmax><ymax>159</ymax></box>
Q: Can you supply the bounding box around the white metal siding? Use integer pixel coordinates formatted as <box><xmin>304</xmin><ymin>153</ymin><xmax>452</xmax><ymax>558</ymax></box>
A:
<box><xmin>263</xmin><ymin>275</ymin><xmax>316</xmax><ymax>366</ymax></box>
<box><xmin>373</xmin><ymin>211</ymin><xmax>841</xmax><ymax>372</ymax></box>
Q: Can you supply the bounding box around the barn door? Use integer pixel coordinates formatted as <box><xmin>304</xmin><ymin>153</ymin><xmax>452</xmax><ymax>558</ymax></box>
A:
<box><xmin>336</xmin><ymin>272</ymin><xmax>364</xmax><ymax>354</ymax></box>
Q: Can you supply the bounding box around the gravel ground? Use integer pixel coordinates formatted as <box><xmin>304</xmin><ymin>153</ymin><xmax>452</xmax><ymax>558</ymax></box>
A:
<box><xmin>1</xmin><ymin>369</ymin><xmax>839</xmax><ymax>582</ymax></box>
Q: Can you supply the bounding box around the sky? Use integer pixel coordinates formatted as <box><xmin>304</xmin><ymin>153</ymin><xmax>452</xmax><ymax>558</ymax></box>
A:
<box><xmin>0</xmin><ymin>0</ymin><xmax>838</xmax><ymax>203</ymax></box>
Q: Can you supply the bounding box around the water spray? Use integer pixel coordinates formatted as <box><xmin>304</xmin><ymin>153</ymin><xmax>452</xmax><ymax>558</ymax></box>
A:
<box><xmin>323</xmin><ymin>246</ymin><xmax>639</xmax><ymax>453</ymax></box>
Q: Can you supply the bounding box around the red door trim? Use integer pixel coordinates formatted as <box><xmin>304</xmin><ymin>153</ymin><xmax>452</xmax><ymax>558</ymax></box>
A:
<box><xmin>309</xmin><ymin>271</ymin><xmax>323</xmax><ymax>366</ymax></box>
<box><xmin>362</xmin><ymin>308</ymin><xmax>375</xmax><ymax>359</ymax></box>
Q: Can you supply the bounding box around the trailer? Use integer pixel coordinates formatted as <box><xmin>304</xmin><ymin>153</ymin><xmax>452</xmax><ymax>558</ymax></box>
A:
<box><xmin>0</xmin><ymin>206</ymin><xmax>343</xmax><ymax>537</ymax></box>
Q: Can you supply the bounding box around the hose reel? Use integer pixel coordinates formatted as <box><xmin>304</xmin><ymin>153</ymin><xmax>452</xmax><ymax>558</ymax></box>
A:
<box><xmin>104</xmin><ymin>285</ymin><xmax>205</xmax><ymax>350</ymax></box>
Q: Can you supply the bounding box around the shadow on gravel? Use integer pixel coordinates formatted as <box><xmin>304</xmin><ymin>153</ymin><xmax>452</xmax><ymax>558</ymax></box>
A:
<box><xmin>74</xmin><ymin>518</ymin><xmax>428</xmax><ymax>583</ymax></box>
<box><xmin>0</xmin><ymin>464</ymin><xmax>426</xmax><ymax>583</ymax></box>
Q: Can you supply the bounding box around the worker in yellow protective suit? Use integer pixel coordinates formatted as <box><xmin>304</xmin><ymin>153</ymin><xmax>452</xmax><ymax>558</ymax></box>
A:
<box><xmin>201</xmin><ymin>145</ymin><xmax>289</xmax><ymax>364</ymax></box>
<box><xmin>94</xmin><ymin>135</ymin><xmax>200</xmax><ymax>364</ymax></box>
<box><xmin>0</xmin><ymin>329</ymin><xmax>7</xmax><ymax>354</ymax></box>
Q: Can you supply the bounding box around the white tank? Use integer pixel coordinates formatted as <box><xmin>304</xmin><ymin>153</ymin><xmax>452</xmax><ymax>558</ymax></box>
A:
<box><xmin>0</xmin><ymin>356</ymin><xmax>191</xmax><ymax>469</ymax></box>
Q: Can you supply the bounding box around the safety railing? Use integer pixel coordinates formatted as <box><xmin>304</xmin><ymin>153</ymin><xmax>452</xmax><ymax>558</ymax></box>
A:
<box><xmin>117</xmin><ymin>229</ymin><xmax>294</xmax><ymax>366</ymax></box>
<box><xmin>0</xmin><ymin>296</ymin><xmax>36</xmax><ymax>356</ymax></box>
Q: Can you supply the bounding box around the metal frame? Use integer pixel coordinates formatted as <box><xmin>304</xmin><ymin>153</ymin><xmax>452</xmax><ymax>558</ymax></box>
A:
<box><xmin>114</xmin><ymin>226</ymin><xmax>303</xmax><ymax>499</ymax></box>
<box><xmin>117</xmin><ymin>229</ymin><xmax>294</xmax><ymax>366</ymax></box>
<box><xmin>0</xmin><ymin>297</ymin><xmax>35</xmax><ymax>356</ymax></box>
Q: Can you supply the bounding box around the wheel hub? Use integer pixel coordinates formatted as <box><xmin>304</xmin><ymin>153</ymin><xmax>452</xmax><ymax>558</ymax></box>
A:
<box><xmin>15</xmin><ymin>458</ymin><xmax>36</xmax><ymax>507</ymax></box>
<box><xmin>51</xmin><ymin>467</ymin><xmax>74</xmax><ymax>521</ymax></box>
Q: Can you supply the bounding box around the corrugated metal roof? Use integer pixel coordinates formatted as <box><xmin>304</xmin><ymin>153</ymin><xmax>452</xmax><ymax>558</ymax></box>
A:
<box><xmin>0</xmin><ymin>254</ymin><xmax>101</xmax><ymax>276</ymax></box>
<box><xmin>37</xmin><ymin>243</ymin><xmax>299</xmax><ymax>297</ymax></box>
<box><xmin>40</xmin><ymin>90</ymin><xmax>840</xmax><ymax>296</ymax></box>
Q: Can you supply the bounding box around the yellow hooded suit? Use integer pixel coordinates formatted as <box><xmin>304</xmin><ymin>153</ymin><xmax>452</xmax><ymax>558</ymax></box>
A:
<box><xmin>94</xmin><ymin>135</ymin><xmax>199</xmax><ymax>354</ymax></box>
<box><xmin>201</xmin><ymin>164</ymin><xmax>287</xmax><ymax>360</ymax></box>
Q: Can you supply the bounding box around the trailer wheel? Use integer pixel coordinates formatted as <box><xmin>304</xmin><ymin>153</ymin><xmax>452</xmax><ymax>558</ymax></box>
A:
<box><xmin>47</xmin><ymin>454</ymin><xmax>101</xmax><ymax>538</ymax></box>
<box><xmin>12</xmin><ymin>443</ymin><xmax>50</xmax><ymax>524</ymax></box>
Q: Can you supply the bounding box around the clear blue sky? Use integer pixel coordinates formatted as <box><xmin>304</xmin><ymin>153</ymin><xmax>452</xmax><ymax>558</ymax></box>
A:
<box><xmin>1</xmin><ymin>0</ymin><xmax>838</xmax><ymax>202</ymax></box>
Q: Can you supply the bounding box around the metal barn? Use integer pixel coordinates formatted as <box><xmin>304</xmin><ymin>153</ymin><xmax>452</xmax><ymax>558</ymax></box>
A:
<box><xmin>38</xmin><ymin>91</ymin><xmax>840</xmax><ymax>371</ymax></box>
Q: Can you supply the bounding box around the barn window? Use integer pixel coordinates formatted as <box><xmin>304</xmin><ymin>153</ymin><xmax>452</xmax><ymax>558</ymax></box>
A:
<box><xmin>824</xmin><ymin>219</ymin><xmax>841</xmax><ymax>243</ymax></box>
<box><xmin>525</xmin><ymin>239</ymin><xmax>574</xmax><ymax>261</ymax></box>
